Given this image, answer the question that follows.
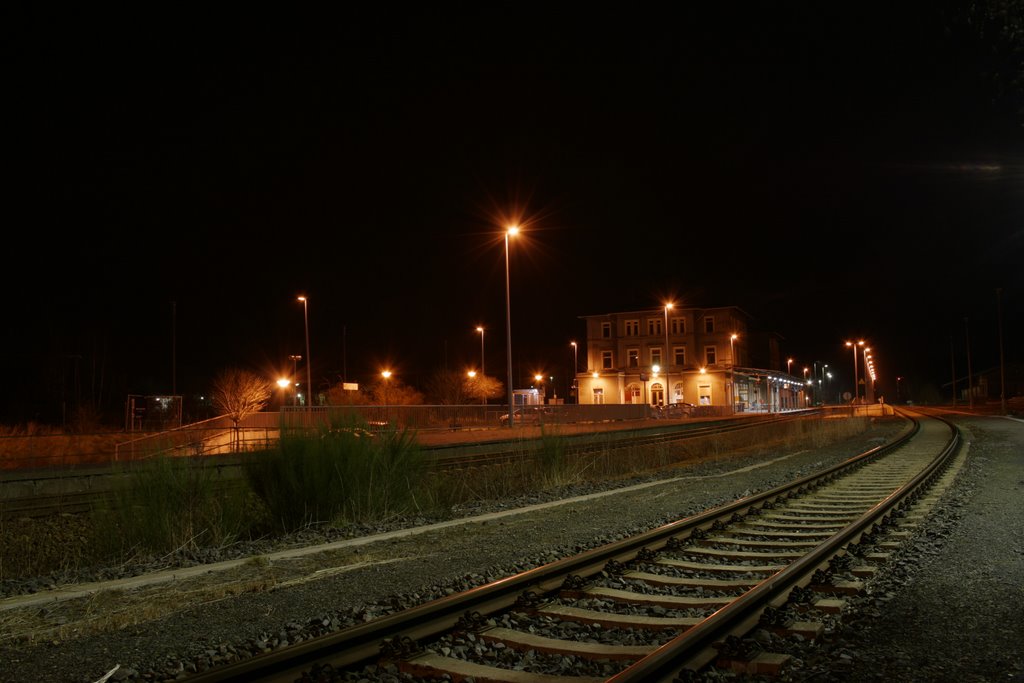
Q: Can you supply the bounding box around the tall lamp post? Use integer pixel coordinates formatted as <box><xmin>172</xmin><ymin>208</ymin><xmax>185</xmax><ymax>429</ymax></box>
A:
<box><xmin>288</xmin><ymin>355</ymin><xmax>302</xmax><ymax>405</ymax></box>
<box><xmin>787</xmin><ymin>358</ymin><xmax>793</xmax><ymax>376</ymax></box>
<box><xmin>846</xmin><ymin>340</ymin><xmax>864</xmax><ymax>403</ymax></box>
<box><xmin>298</xmin><ymin>297</ymin><xmax>312</xmax><ymax>410</ymax></box>
<box><xmin>476</xmin><ymin>326</ymin><xmax>485</xmax><ymax>377</ymax></box>
<box><xmin>570</xmin><ymin>341</ymin><xmax>578</xmax><ymax>403</ymax></box>
<box><xmin>504</xmin><ymin>226</ymin><xmax>519</xmax><ymax>426</ymax></box>
<box><xmin>663</xmin><ymin>303</ymin><xmax>673</xmax><ymax>366</ymax></box>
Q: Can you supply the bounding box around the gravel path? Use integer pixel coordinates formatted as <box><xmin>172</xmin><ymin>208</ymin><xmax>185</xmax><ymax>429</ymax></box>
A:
<box><xmin>1</xmin><ymin>412</ymin><xmax>1020</xmax><ymax>683</ymax></box>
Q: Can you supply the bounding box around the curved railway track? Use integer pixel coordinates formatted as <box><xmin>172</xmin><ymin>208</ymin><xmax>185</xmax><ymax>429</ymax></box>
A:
<box><xmin>180</xmin><ymin>409</ymin><xmax>960</xmax><ymax>682</ymax></box>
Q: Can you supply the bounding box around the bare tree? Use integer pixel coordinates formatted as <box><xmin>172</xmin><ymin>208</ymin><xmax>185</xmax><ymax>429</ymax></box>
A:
<box><xmin>211</xmin><ymin>368</ymin><xmax>273</xmax><ymax>449</ymax></box>
<box><xmin>465</xmin><ymin>373</ymin><xmax>504</xmax><ymax>405</ymax></box>
<box><xmin>368</xmin><ymin>376</ymin><xmax>425</xmax><ymax>405</ymax></box>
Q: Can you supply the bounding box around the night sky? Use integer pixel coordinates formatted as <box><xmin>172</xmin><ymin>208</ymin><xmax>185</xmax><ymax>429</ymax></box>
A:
<box><xmin>5</xmin><ymin>5</ymin><xmax>1023</xmax><ymax>423</ymax></box>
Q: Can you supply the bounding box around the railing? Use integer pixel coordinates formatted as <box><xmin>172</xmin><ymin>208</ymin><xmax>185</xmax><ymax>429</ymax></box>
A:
<box><xmin>109</xmin><ymin>403</ymin><xmax>725</xmax><ymax>461</ymax></box>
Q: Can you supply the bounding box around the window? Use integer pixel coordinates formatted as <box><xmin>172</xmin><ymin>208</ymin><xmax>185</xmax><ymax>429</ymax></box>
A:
<box><xmin>601</xmin><ymin>322</ymin><xmax>611</xmax><ymax>338</ymax></box>
<box><xmin>651</xmin><ymin>348</ymin><xmax>662</xmax><ymax>366</ymax></box>
<box><xmin>627</xmin><ymin>348</ymin><xmax>639</xmax><ymax>367</ymax></box>
<box><xmin>601</xmin><ymin>350</ymin><xmax>613</xmax><ymax>369</ymax></box>
<box><xmin>647</xmin><ymin>318</ymin><xmax>663</xmax><ymax>336</ymax></box>
<box><xmin>671</xmin><ymin>317</ymin><xmax>685</xmax><ymax>335</ymax></box>
<box><xmin>698</xmin><ymin>384</ymin><xmax>712</xmax><ymax>405</ymax></box>
<box><xmin>674</xmin><ymin>383</ymin><xmax>685</xmax><ymax>401</ymax></box>
<box><xmin>593</xmin><ymin>387</ymin><xmax>604</xmax><ymax>404</ymax></box>
<box><xmin>674</xmin><ymin>346</ymin><xmax>686</xmax><ymax>366</ymax></box>
<box><xmin>705</xmin><ymin>346</ymin><xmax>717</xmax><ymax>365</ymax></box>
<box><xmin>626</xmin><ymin>384</ymin><xmax>641</xmax><ymax>404</ymax></box>
<box><xmin>704</xmin><ymin>316</ymin><xmax>715</xmax><ymax>333</ymax></box>
<box><xmin>625</xmin><ymin>319</ymin><xmax>640</xmax><ymax>336</ymax></box>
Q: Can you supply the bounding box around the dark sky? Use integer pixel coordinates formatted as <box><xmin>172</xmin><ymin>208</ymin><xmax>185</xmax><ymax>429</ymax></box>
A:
<box><xmin>5</xmin><ymin>5</ymin><xmax>1023</xmax><ymax>422</ymax></box>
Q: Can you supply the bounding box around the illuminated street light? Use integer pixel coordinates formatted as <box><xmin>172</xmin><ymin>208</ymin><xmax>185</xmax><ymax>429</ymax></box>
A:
<box><xmin>845</xmin><ymin>340</ymin><xmax>865</xmax><ymax>403</ymax></box>
<box><xmin>297</xmin><ymin>297</ymin><xmax>312</xmax><ymax>411</ymax></box>
<box><xmin>276</xmin><ymin>378</ymin><xmax>290</xmax><ymax>409</ymax></box>
<box><xmin>381</xmin><ymin>370</ymin><xmax>392</xmax><ymax>408</ymax></box>
<box><xmin>569</xmin><ymin>339</ymin><xmax>577</xmax><ymax>403</ymax></box>
<box><xmin>730</xmin><ymin>333</ymin><xmax>738</xmax><ymax>367</ymax></box>
<box><xmin>504</xmin><ymin>226</ymin><xmax>519</xmax><ymax>426</ymax></box>
<box><xmin>663</xmin><ymin>302</ymin><xmax>673</xmax><ymax>368</ymax></box>
<box><xmin>787</xmin><ymin>358</ymin><xmax>793</xmax><ymax>375</ymax></box>
<box><xmin>476</xmin><ymin>326</ymin><xmax>485</xmax><ymax>377</ymax></box>
<box><xmin>288</xmin><ymin>354</ymin><xmax>302</xmax><ymax>405</ymax></box>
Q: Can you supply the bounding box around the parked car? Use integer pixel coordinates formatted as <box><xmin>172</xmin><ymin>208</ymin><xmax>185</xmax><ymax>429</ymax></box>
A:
<box><xmin>499</xmin><ymin>406</ymin><xmax>552</xmax><ymax>426</ymax></box>
<box><xmin>656</xmin><ymin>402</ymin><xmax>695</xmax><ymax>418</ymax></box>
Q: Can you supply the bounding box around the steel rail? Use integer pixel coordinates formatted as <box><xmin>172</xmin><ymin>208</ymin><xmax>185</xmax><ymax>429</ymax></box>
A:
<box><xmin>183</xmin><ymin>413</ymin><xmax>926</xmax><ymax>683</ymax></box>
<box><xmin>608</xmin><ymin>410</ymin><xmax>960</xmax><ymax>681</ymax></box>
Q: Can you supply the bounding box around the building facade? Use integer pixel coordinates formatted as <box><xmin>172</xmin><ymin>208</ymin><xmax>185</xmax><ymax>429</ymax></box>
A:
<box><xmin>575</xmin><ymin>305</ymin><xmax>805</xmax><ymax>412</ymax></box>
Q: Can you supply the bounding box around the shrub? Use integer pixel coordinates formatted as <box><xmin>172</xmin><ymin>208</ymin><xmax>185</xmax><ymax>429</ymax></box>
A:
<box><xmin>91</xmin><ymin>455</ymin><xmax>254</xmax><ymax>560</ymax></box>
<box><xmin>243</xmin><ymin>416</ymin><xmax>428</xmax><ymax>532</ymax></box>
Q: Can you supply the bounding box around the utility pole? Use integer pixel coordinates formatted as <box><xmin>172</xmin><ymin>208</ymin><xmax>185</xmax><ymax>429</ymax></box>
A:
<box><xmin>171</xmin><ymin>301</ymin><xmax>176</xmax><ymax>396</ymax></box>
<box><xmin>950</xmin><ymin>336</ymin><xmax>957</xmax><ymax>407</ymax></box>
<box><xmin>997</xmin><ymin>288</ymin><xmax>1006</xmax><ymax>415</ymax></box>
<box><xmin>965</xmin><ymin>317</ymin><xmax>974</xmax><ymax>410</ymax></box>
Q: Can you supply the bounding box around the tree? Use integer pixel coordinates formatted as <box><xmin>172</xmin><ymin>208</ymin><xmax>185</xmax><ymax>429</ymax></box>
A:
<box><xmin>424</xmin><ymin>369</ymin><xmax>471</xmax><ymax>405</ymax></box>
<box><xmin>465</xmin><ymin>373</ymin><xmax>504</xmax><ymax>405</ymax></box>
<box><xmin>324</xmin><ymin>382</ymin><xmax>369</xmax><ymax>405</ymax></box>
<box><xmin>368</xmin><ymin>376</ymin><xmax>424</xmax><ymax>405</ymax></box>
<box><xmin>211</xmin><ymin>368</ymin><xmax>273</xmax><ymax>449</ymax></box>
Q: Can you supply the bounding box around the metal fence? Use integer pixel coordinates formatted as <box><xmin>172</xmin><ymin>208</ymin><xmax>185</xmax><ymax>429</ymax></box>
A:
<box><xmin>109</xmin><ymin>402</ymin><xmax>759</xmax><ymax>461</ymax></box>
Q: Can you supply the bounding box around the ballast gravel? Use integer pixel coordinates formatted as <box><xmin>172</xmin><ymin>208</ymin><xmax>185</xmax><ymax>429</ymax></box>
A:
<box><xmin>1</xmin><ymin>413</ymin><xmax>1021</xmax><ymax>683</ymax></box>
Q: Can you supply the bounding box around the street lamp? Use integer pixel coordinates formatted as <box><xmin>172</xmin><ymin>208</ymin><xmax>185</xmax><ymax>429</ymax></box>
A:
<box><xmin>845</xmin><ymin>340</ymin><xmax>865</xmax><ymax>403</ymax></box>
<box><xmin>276</xmin><ymin>378</ymin><xmax>290</xmax><ymax>409</ymax></box>
<box><xmin>663</xmin><ymin>302</ymin><xmax>673</xmax><ymax>367</ymax></box>
<box><xmin>467</xmin><ymin>369</ymin><xmax>482</xmax><ymax>405</ymax></box>
<box><xmin>730</xmin><ymin>333</ymin><xmax>738</xmax><ymax>367</ymax></box>
<box><xmin>504</xmin><ymin>225</ymin><xmax>519</xmax><ymax>426</ymax></box>
<box><xmin>570</xmin><ymin>341</ymin><xmax>578</xmax><ymax>403</ymax></box>
<box><xmin>288</xmin><ymin>354</ymin><xmax>302</xmax><ymax>405</ymax></box>
<box><xmin>476</xmin><ymin>326</ymin><xmax>485</xmax><ymax>377</ymax></box>
<box><xmin>787</xmin><ymin>358</ymin><xmax>793</xmax><ymax>375</ymax></box>
<box><xmin>297</xmin><ymin>296</ymin><xmax>312</xmax><ymax>410</ymax></box>
<box><xmin>381</xmin><ymin>369</ymin><xmax>392</xmax><ymax>405</ymax></box>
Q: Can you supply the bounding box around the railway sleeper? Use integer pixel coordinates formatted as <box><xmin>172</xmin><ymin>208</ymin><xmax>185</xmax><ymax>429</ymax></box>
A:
<box><xmin>713</xmin><ymin>636</ymin><xmax>792</xmax><ymax>676</ymax></box>
<box><xmin>563</xmin><ymin>585</ymin><xmax>732</xmax><ymax>609</ymax></box>
<box><xmin>532</xmin><ymin>603</ymin><xmax>702</xmax><ymax>631</ymax></box>
<box><xmin>400</xmin><ymin>651</ymin><xmax>608</xmax><ymax>683</ymax></box>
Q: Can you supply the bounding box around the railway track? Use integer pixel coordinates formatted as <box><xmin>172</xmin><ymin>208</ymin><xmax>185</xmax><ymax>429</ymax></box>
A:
<box><xmin>0</xmin><ymin>414</ymin><xmax>801</xmax><ymax>519</ymax></box>
<box><xmin>181</xmin><ymin>409</ymin><xmax>960</xmax><ymax>682</ymax></box>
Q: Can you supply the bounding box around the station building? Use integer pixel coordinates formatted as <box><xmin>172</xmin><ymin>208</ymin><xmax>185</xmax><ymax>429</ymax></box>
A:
<box><xmin>574</xmin><ymin>305</ymin><xmax>808</xmax><ymax>414</ymax></box>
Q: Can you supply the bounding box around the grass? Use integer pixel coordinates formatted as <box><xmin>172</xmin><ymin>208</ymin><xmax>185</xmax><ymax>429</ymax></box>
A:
<box><xmin>3</xmin><ymin>414</ymin><xmax>878</xmax><ymax>581</ymax></box>
<box><xmin>89</xmin><ymin>454</ymin><xmax>256</xmax><ymax>562</ymax></box>
<box><xmin>243</xmin><ymin>416</ymin><xmax>430</xmax><ymax>532</ymax></box>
